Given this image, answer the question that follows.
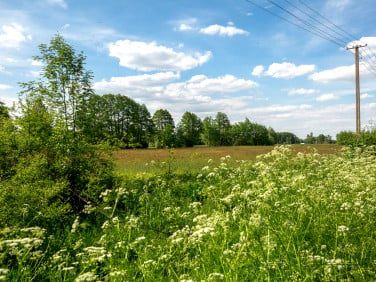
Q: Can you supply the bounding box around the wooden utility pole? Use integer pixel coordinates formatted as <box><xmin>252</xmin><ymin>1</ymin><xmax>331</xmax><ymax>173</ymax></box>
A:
<box><xmin>347</xmin><ymin>44</ymin><xmax>367</xmax><ymax>137</ymax></box>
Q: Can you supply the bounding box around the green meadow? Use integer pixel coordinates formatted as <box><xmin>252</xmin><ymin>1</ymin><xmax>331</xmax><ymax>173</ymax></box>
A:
<box><xmin>2</xmin><ymin>144</ymin><xmax>376</xmax><ymax>281</ymax></box>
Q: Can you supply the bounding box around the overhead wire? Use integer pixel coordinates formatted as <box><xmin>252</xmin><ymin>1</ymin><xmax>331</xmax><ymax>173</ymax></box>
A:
<box><xmin>296</xmin><ymin>0</ymin><xmax>376</xmax><ymax>75</ymax></box>
<box><xmin>244</xmin><ymin>0</ymin><xmax>344</xmax><ymax>48</ymax></box>
<box><xmin>244</xmin><ymin>0</ymin><xmax>376</xmax><ymax>76</ymax></box>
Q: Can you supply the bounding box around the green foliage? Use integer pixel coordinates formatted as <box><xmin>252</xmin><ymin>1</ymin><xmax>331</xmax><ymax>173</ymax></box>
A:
<box><xmin>2</xmin><ymin>146</ymin><xmax>376</xmax><ymax>281</ymax></box>
<box><xmin>275</xmin><ymin>131</ymin><xmax>301</xmax><ymax>144</ymax></box>
<box><xmin>0</xmin><ymin>35</ymin><xmax>116</xmax><ymax>230</ymax></box>
<box><xmin>77</xmin><ymin>94</ymin><xmax>154</xmax><ymax>147</ymax></box>
<box><xmin>304</xmin><ymin>132</ymin><xmax>333</xmax><ymax>144</ymax></box>
<box><xmin>232</xmin><ymin>118</ymin><xmax>271</xmax><ymax>145</ymax></box>
<box><xmin>337</xmin><ymin>124</ymin><xmax>376</xmax><ymax>146</ymax></box>
<box><xmin>176</xmin><ymin>112</ymin><xmax>203</xmax><ymax>147</ymax></box>
<box><xmin>152</xmin><ymin>109</ymin><xmax>175</xmax><ymax>148</ymax></box>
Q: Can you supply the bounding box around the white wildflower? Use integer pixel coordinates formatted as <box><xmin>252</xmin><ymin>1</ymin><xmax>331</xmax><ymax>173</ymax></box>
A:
<box><xmin>75</xmin><ymin>272</ymin><xmax>97</xmax><ymax>281</ymax></box>
<box><xmin>337</xmin><ymin>225</ymin><xmax>349</xmax><ymax>235</ymax></box>
<box><xmin>208</xmin><ymin>272</ymin><xmax>224</xmax><ymax>280</ymax></box>
<box><xmin>71</xmin><ymin>216</ymin><xmax>80</xmax><ymax>233</ymax></box>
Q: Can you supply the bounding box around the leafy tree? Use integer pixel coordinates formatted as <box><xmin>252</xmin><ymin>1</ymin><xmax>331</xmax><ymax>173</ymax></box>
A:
<box><xmin>0</xmin><ymin>100</ymin><xmax>10</xmax><ymax>120</ymax></box>
<box><xmin>152</xmin><ymin>109</ymin><xmax>175</xmax><ymax>148</ymax></box>
<box><xmin>268</xmin><ymin>127</ymin><xmax>277</xmax><ymax>145</ymax></box>
<box><xmin>201</xmin><ymin>117</ymin><xmax>220</xmax><ymax>146</ymax></box>
<box><xmin>131</xmin><ymin>104</ymin><xmax>154</xmax><ymax>148</ymax></box>
<box><xmin>232</xmin><ymin>118</ymin><xmax>270</xmax><ymax>145</ymax></box>
<box><xmin>17</xmin><ymin>96</ymin><xmax>53</xmax><ymax>153</ymax></box>
<box><xmin>177</xmin><ymin>112</ymin><xmax>203</xmax><ymax>147</ymax></box>
<box><xmin>20</xmin><ymin>34</ymin><xmax>93</xmax><ymax>136</ymax></box>
<box><xmin>215</xmin><ymin>112</ymin><xmax>231</xmax><ymax>146</ymax></box>
<box><xmin>17</xmin><ymin>35</ymin><xmax>115</xmax><ymax>215</ymax></box>
<box><xmin>0</xmin><ymin>102</ymin><xmax>17</xmax><ymax>179</ymax></box>
<box><xmin>276</xmin><ymin>132</ymin><xmax>301</xmax><ymax>144</ymax></box>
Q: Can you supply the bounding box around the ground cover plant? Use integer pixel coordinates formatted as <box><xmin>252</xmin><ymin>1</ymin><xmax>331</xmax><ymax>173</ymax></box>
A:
<box><xmin>1</xmin><ymin>145</ymin><xmax>375</xmax><ymax>281</ymax></box>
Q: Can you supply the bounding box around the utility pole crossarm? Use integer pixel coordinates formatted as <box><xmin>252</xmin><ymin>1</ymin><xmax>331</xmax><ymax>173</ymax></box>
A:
<box><xmin>346</xmin><ymin>44</ymin><xmax>367</xmax><ymax>137</ymax></box>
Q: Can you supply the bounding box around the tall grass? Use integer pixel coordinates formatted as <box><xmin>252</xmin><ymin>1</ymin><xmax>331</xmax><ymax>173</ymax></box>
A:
<box><xmin>1</xmin><ymin>145</ymin><xmax>375</xmax><ymax>281</ymax></box>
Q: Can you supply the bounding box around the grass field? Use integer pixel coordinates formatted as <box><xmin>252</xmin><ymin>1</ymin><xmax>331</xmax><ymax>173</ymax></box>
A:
<box><xmin>113</xmin><ymin>144</ymin><xmax>342</xmax><ymax>175</ymax></box>
<box><xmin>6</xmin><ymin>144</ymin><xmax>376</xmax><ymax>281</ymax></box>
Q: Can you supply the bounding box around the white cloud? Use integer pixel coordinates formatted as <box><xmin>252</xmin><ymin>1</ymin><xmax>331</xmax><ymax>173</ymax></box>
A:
<box><xmin>252</xmin><ymin>65</ymin><xmax>264</xmax><ymax>76</ymax></box>
<box><xmin>175</xmin><ymin>18</ymin><xmax>197</xmax><ymax>32</ymax></box>
<box><xmin>164</xmin><ymin>74</ymin><xmax>258</xmax><ymax>97</ymax></box>
<box><xmin>94</xmin><ymin>72</ymin><xmax>180</xmax><ymax>94</ymax></box>
<box><xmin>309</xmin><ymin>64</ymin><xmax>373</xmax><ymax>83</ymax></box>
<box><xmin>0</xmin><ymin>84</ymin><xmax>12</xmax><ymax>90</ymax></box>
<box><xmin>252</xmin><ymin>62</ymin><xmax>316</xmax><ymax>79</ymax></box>
<box><xmin>287</xmin><ymin>88</ymin><xmax>318</xmax><ymax>96</ymax></box>
<box><xmin>361</xmin><ymin>93</ymin><xmax>374</xmax><ymax>99</ymax></box>
<box><xmin>28</xmin><ymin>59</ymin><xmax>43</xmax><ymax>66</ymax></box>
<box><xmin>316</xmin><ymin>93</ymin><xmax>340</xmax><ymax>102</ymax></box>
<box><xmin>108</xmin><ymin>40</ymin><xmax>212</xmax><ymax>72</ymax></box>
<box><xmin>179</xmin><ymin>24</ymin><xmax>193</xmax><ymax>31</ymax></box>
<box><xmin>94</xmin><ymin>73</ymin><xmax>258</xmax><ymax>117</ymax></box>
<box><xmin>46</xmin><ymin>0</ymin><xmax>68</xmax><ymax>9</ymax></box>
<box><xmin>199</xmin><ymin>24</ymin><xmax>249</xmax><ymax>37</ymax></box>
<box><xmin>0</xmin><ymin>23</ymin><xmax>32</xmax><ymax>48</ymax></box>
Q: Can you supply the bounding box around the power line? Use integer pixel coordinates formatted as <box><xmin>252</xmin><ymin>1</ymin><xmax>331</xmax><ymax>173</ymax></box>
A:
<box><xmin>297</xmin><ymin>0</ymin><xmax>357</xmax><ymax>43</ymax></box>
<box><xmin>282</xmin><ymin>0</ymin><xmax>349</xmax><ymax>46</ymax></box>
<box><xmin>265</xmin><ymin>0</ymin><xmax>348</xmax><ymax>46</ymax></box>
<box><xmin>245</xmin><ymin>0</ymin><xmax>376</xmax><ymax>76</ymax></box>
<box><xmin>244</xmin><ymin>0</ymin><xmax>344</xmax><ymax>47</ymax></box>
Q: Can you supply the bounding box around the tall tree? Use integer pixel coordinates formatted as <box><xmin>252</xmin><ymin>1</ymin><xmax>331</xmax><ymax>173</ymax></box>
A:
<box><xmin>215</xmin><ymin>112</ymin><xmax>231</xmax><ymax>146</ymax></box>
<box><xmin>18</xmin><ymin>35</ymin><xmax>114</xmax><ymax>213</ymax></box>
<box><xmin>177</xmin><ymin>112</ymin><xmax>203</xmax><ymax>147</ymax></box>
<box><xmin>152</xmin><ymin>109</ymin><xmax>175</xmax><ymax>148</ymax></box>
<box><xmin>20</xmin><ymin>34</ymin><xmax>93</xmax><ymax>136</ymax></box>
<box><xmin>201</xmin><ymin>116</ymin><xmax>220</xmax><ymax>146</ymax></box>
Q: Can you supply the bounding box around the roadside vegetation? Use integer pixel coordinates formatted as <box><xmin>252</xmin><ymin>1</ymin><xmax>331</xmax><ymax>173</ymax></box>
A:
<box><xmin>1</xmin><ymin>35</ymin><xmax>375</xmax><ymax>281</ymax></box>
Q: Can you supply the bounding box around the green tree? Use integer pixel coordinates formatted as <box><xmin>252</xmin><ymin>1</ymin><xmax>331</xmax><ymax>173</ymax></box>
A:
<box><xmin>20</xmin><ymin>34</ymin><xmax>93</xmax><ymax>136</ymax></box>
<box><xmin>336</xmin><ymin>131</ymin><xmax>357</xmax><ymax>145</ymax></box>
<box><xmin>17</xmin><ymin>35</ymin><xmax>115</xmax><ymax>214</ymax></box>
<box><xmin>276</xmin><ymin>132</ymin><xmax>301</xmax><ymax>144</ymax></box>
<box><xmin>177</xmin><ymin>112</ymin><xmax>203</xmax><ymax>147</ymax></box>
<box><xmin>152</xmin><ymin>109</ymin><xmax>175</xmax><ymax>148</ymax></box>
<box><xmin>232</xmin><ymin>118</ymin><xmax>270</xmax><ymax>145</ymax></box>
<box><xmin>201</xmin><ymin>116</ymin><xmax>220</xmax><ymax>146</ymax></box>
<box><xmin>0</xmin><ymin>100</ymin><xmax>10</xmax><ymax>120</ymax></box>
<box><xmin>215</xmin><ymin>112</ymin><xmax>231</xmax><ymax>146</ymax></box>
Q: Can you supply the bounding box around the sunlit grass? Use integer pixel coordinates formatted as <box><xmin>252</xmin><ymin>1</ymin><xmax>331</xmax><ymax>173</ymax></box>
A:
<box><xmin>113</xmin><ymin>144</ymin><xmax>341</xmax><ymax>175</ymax></box>
<box><xmin>5</xmin><ymin>144</ymin><xmax>374</xmax><ymax>282</ymax></box>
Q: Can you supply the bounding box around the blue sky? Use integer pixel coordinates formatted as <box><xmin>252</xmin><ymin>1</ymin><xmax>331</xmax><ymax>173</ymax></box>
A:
<box><xmin>0</xmin><ymin>0</ymin><xmax>375</xmax><ymax>138</ymax></box>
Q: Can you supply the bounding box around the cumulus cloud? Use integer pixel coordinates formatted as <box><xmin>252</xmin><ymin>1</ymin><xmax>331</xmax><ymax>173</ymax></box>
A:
<box><xmin>94</xmin><ymin>72</ymin><xmax>180</xmax><ymax>94</ymax></box>
<box><xmin>199</xmin><ymin>24</ymin><xmax>249</xmax><ymax>37</ymax></box>
<box><xmin>308</xmin><ymin>64</ymin><xmax>373</xmax><ymax>83</ymax></box>
<box><xmin>287</xmin><ymin>88</ymin><xmax>318</xmax><ymax>96</ymax></box>
<box><xmin>163</xmin><ymin>74</ymin><xmax>258</xmax><ymax>97</ymax></box>
<box><xmin>175</xmin><ymin>18</ymin><xmax>197</xmax><ymax>32</ymax></box>
<box><xmin>252</xmin><ymin>62</ymin><xmax>316</xmax><ymax>79</ymax></box>
<box><xmin>0</xmin><ymin>23</ymin><xmax>32</xmax><ymax>48</ymax></box>
<box><xmin>108</xmin><ymin>40</ymin><xmax>212</xmax><ymax>72</ymax></box>
<box><xmin>316</xmin><ymin>93</ymin><xmax>340</xmax><ymax>102</ymax></box>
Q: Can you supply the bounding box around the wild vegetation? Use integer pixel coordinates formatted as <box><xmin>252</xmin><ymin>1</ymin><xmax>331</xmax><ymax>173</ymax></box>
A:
<box><xmin>1</xmin><ymin>35</ymin><xmax>376</xmax><ymax>281</ymax></box>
